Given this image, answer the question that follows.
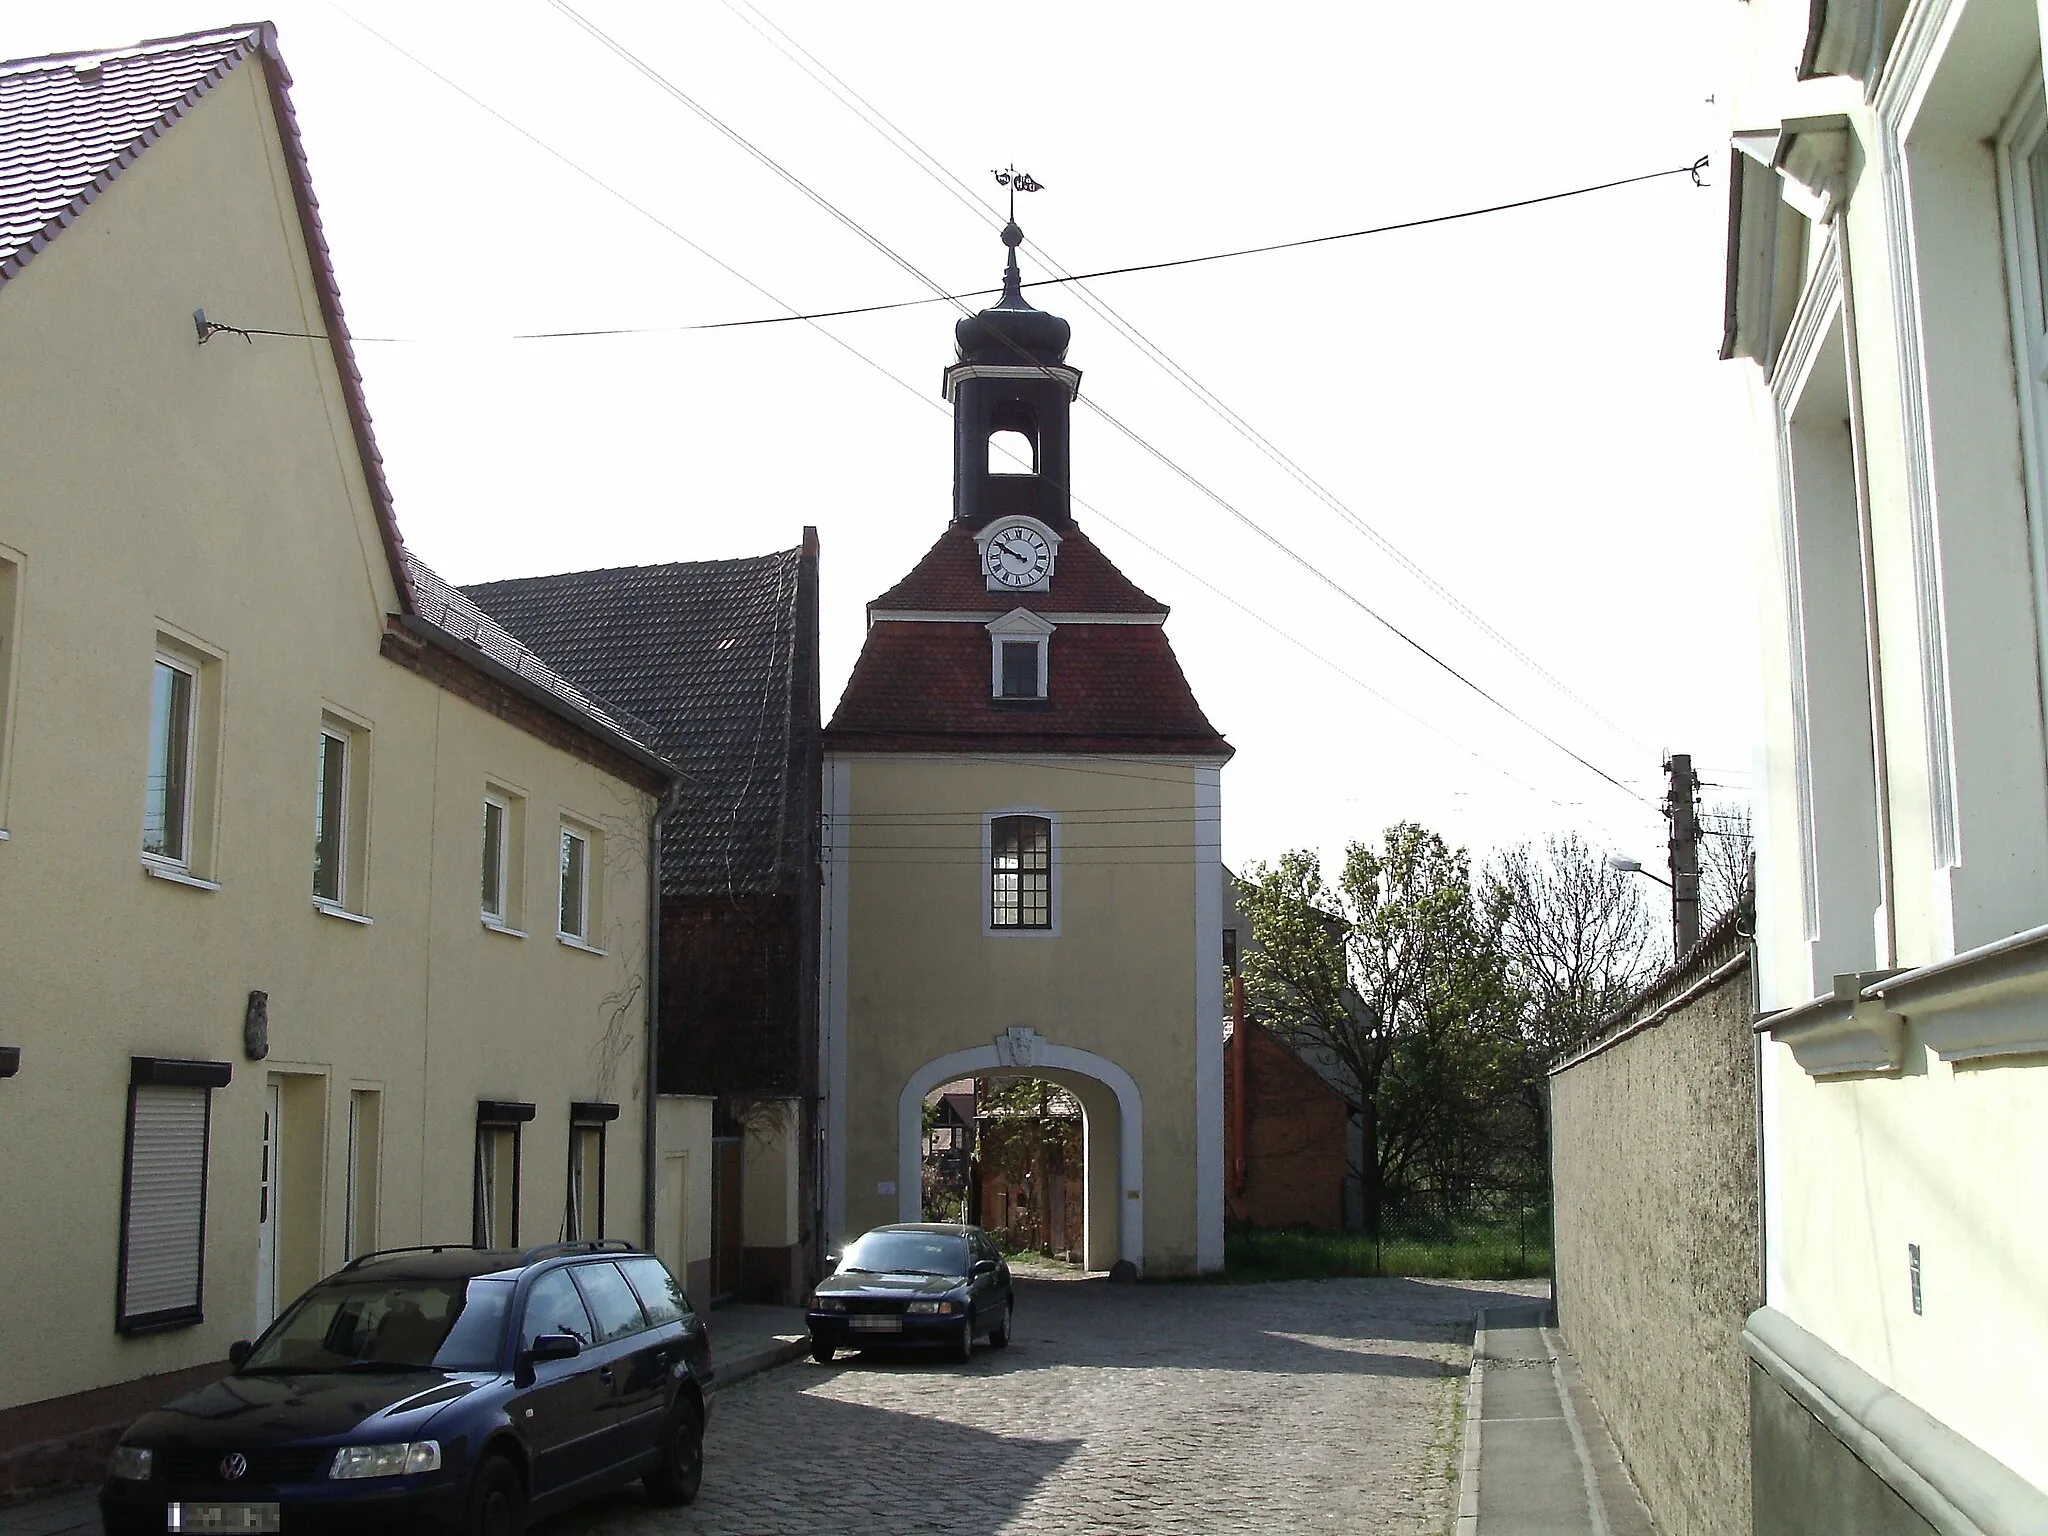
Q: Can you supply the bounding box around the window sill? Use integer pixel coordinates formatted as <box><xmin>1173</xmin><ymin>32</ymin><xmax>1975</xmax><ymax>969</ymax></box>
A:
<box><xmin>557</xmin><ymin>933</ymin><xmax>608</xmax><ymax>957</ymax></box>
<box><xmin>313</xmin><ymin>901</ymin><xmax>374</xmax><ymax>927</ymax></box>
<box><xmin>142</xmin><ymin>861</ymin><xmax>220</xmax><ymax>892</ymax></box>
<box><xmin>985</xmin><ymin>925</ymin><xmax>1060</xmax><ymax>940</ymax></box>
<box><xmin>482</xmin><ymin>918</ymin><xmax>528</xmax><ymax>940</ymax></box>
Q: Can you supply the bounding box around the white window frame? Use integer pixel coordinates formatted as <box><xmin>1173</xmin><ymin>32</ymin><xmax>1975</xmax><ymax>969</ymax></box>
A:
<box><xmin>0</xmin><ymin>545</ymin><xmax>22</xmax><ymax>836</ymax></box>
<box><xmin>1996</xmin><ymin>70</ymin><xmax>2048</xmax><ymax>717</ymax></box>
<box><xmin>142</xmin><ymin>653</ymin><xmax>199</xmax><ymax>871</ymax></box>
<box><xmin>559</xmin><ymin>823</ymin><xmax>595</xmax><ymax>945</ymax></box>
<box><xmin>482</xmin><ymin>792</ymin><xmax>510</xmax><ymax>924</ymax></box>
<box><xmin>344</xmin><ymin>1088</ymin><xmax>381</xmax><ymax>1260</ymax></box>
<box><xmin>987</xmin><ymin>608</ymin><xmax>1055</xmax><ymax>699</ymax></box>
<box><xmin>313</xmin><ymin>725</ymin><xmax>350</xmax><ymax>908</ymax></box>
<box><xmin>983</xmin><ymin>807</ymin><xmax>1060</xmax><ymax>937</ymax></box>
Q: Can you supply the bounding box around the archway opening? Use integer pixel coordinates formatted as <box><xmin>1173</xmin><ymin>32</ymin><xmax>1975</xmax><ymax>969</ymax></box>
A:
<box><xmin>921</xmin><ymin>1076</ymin><xmax>1084</xmax><ymax>1266</ymax></box>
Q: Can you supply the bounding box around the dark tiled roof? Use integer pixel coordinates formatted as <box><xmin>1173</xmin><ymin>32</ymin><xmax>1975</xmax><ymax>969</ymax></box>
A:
<box><xmin>465</xmin><ymin>552</ymin><xmax>814</xmax><ymax>897</ymax></box>
<box><xmin>870</xmin><ymin>524</ymin><xmax>1167</xmax><ymax>615</ymax></box>
<box><xmin>404</xmin><ymin>554</ymin><xmax>661</xmax><ymax>752</ymax></box>
<box><xmin>0</xmin><ymin>26</ymin><xmax>257</xmax><ymax>281</ymax></box>
<box><xmin>826</xmin><ymin>621</ymin><xmax>1230</xmax><ymax>757</ymax></box>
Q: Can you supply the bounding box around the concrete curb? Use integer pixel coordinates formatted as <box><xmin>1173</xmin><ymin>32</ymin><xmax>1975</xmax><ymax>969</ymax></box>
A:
<box><xmin>710</xmin><ymin>1335</ymin><xmax>811</xmax><ymax>1390</ymax></box>
<box><xmin>1454</xmin><ymin>1308</ymin><xmax>1486</xmax><ymax>1536</ymax></box>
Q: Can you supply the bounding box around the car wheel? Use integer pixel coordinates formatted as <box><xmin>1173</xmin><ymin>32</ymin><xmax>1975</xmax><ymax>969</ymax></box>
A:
<box><xmin>467</xmin><ymin>1454</ymin><xmax>526</xmax><ymax>1536</ymax></box>
<box><xmin>643</xmin><ymin>1393</ymin><xmax>705</xmax><ymax>1507</ymax></box>
<box><xmin>988</xmin><ymin>1299</ymin><xmax>1012</xmax><ymax>1349</ymax></box>
<box><xmin>811</xmin><ymin>1338</ymin><xmax>836</xmax><ymax>1364</ymax></box>
<box><xmin>952</xmin><ymin>1309</ymin><xmax>974</xmax><ymax>1364</ymax></box>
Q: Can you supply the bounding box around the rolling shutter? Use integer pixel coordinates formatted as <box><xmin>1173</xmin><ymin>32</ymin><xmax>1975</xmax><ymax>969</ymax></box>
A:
<box><xmin>119</xmin><ymin>1083</ymin><xmax>211</xmax><ymax>1330</ymax></box>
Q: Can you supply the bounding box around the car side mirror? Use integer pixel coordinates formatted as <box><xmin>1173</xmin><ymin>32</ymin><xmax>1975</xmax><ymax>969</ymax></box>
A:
<box><xmin>529</xmin><ymin>1333</ymin><xmax>582</xmax><ymax>1363</ymax></box>
<box><xmin>228</xmin><ymin>1340</ymin><xmax>254</xmax><ymax>1369</ymax></box>
<box><xmin>973</xmin><ymin>1259</ymin><xmax>997</xmax><ymax>1277</ymax></box>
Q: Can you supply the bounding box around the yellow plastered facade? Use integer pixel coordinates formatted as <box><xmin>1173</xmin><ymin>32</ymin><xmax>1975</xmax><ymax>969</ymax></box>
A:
<box><xmin>0</xmin><ymin>56</ymin><xmax>658</xmax><ymax>1411</ymax></box>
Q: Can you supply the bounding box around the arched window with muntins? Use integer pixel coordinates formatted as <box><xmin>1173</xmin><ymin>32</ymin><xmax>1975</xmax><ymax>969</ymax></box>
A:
<box><xmin>990</xmin><ymin>814</ymin><xmax>1052</xmax><ymax>929</ymax></box>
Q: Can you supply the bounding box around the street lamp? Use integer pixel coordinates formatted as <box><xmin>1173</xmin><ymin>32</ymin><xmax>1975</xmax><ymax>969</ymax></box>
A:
<box><xmin>1606</xmin><ymin>854</ymin><xmax>1672</xmax><ymax>890</ymax></box>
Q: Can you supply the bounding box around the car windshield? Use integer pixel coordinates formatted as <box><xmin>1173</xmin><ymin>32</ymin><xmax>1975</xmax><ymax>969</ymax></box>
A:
<box><xmin>241</xmin><ymin>1278</ymin><xmax>514</xmax><ymax>1373</ymax></box>
<box><xmin>839</xmin><ymin>1231</ymin><xmax>969</xmax><ymax>1278</ymax></box>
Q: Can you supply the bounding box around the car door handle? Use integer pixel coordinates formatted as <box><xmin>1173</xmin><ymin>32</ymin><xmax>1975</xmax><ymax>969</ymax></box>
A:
<box><xmin>598</xmin><ymin>1367</ymin><xmax>615</xmax><ymax>1384</ymax></box>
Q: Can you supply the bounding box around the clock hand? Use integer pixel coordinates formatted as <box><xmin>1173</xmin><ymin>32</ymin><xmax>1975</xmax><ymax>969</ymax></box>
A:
<box><xmin>994</xmin><ymin>541</ymin><xmax>1029</xmax><ymax>566</ymax></box>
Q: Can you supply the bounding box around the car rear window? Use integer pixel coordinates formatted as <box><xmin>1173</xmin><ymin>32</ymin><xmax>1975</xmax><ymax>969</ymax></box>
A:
<box><xmin>620</xmin><ymin>1257</ymin><xmax>692</xmax><ymax>1326</ymax></box>
<box><xmin>242</xmin><ymin>1279</ymin><xmax>513</xmax><ymax>1373</ymax></box>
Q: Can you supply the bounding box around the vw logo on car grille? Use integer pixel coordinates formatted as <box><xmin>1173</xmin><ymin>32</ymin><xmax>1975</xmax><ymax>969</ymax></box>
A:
<box><xmin>220</xmin><ymin>1452</ymin><xmax>248</xmax><ymax>1482</ymax></box>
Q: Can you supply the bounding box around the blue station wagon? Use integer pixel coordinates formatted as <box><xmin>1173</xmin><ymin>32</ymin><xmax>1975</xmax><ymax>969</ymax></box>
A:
<box><xmin>100</xmin><ymin>1240</ymin><xmax>713</xmax><ymax>1535</ymax></box>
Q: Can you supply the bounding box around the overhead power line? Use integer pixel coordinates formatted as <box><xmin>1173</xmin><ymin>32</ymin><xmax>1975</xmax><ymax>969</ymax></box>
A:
<box><xmin>537</xmin><ymin>1</ymin><xmax>1657</xmax><ymax>812</ymax></box>
<box><xmin>323</xmin><ymin>0</ymin><xmax>1647</xmax><ymax>831</ymax></box>
<box><xmin>717</xmin><ymin>0</ymin><xmax>1669</xmax><ymax>768</ymax></box>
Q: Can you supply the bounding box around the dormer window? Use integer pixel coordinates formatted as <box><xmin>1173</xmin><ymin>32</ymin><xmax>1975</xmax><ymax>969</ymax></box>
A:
<box><xmin>987</xmin><ymin>608</ymin><xmax>1054</xmax><ymax>700</ymax></box>
<box><xmin>999</xmin><ymin>640</ymin><xmax>1043</xmax><ymax>698</ymax></box>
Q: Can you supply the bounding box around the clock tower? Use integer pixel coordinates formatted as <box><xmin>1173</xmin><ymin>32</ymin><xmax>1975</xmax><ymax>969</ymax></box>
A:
<box><xmin>820</xmin><ymin>222</ymin><xmax>1231</xmax><ymax>1278</ymax></box>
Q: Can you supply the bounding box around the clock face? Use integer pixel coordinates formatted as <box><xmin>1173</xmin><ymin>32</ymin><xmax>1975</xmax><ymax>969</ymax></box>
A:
<box><xmin>984</xmin><ymin>524</ymin><xmax>1053</xmax><ymax>588</ymax></box>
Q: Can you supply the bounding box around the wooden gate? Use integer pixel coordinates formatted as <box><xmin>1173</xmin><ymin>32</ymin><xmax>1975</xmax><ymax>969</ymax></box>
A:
<box><xmin>710</xmin><ymin>1135</ymin><xmax>744</xmax><ymax>1301</ymax></box>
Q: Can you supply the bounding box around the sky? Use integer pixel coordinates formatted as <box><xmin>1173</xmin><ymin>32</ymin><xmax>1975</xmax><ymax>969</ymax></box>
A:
<box><xmin>5</xmin><ymin>0</ymin><xmax>1763</xmax><ymax>885</ymax></box>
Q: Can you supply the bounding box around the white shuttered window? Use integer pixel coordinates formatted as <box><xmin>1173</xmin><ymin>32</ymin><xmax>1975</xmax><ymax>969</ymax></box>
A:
<box><xmin>118</xmin><ymin>1079</ymin><xmax>216</xmax><ymax>1331</ymax></box>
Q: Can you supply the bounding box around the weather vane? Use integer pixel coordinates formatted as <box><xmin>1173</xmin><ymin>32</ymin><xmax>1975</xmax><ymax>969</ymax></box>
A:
<box><xmin>992</xmin><ymin>163</ymin><xmax>1044</xmax><ymax>223</ymax></box>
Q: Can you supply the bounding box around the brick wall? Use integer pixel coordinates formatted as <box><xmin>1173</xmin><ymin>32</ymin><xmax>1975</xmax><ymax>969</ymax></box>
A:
<box><xmin>1224</xmin><ymin>1020</ymin><xmax>1349</xmax><ymax>1229</ymax></box>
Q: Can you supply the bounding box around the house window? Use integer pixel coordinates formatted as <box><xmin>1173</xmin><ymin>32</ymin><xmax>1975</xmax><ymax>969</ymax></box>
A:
<box><xmin>999</xmin><ymin>639</ymin><xmax>1044</xmax><ymax>698</ymax></box>
<box><xmin>313</xmin><ymin>728</ymin><xmax>348</xmax><ymax>904</ymax></box>
<box><xmin>1998</xmin><ymin>77</ymin><xmax>2048</xmax><ymax>691</ymax></box>
<box><xmin>989</xmin><ymin>813</ymin><xmax>1053</xmax><ymax>930</ymax></box>
<box><xmin>0</xmin><ymin>548</ymin><xmax>19</xmax><ymax>828</ymax></box>
<box><xmin>345</xmin><ymin>1089</ymin><xmax>381</xmax><ymax>1259</ymax></box>
<box><xmin>559</xmin><ymin>823</ymin><xmax>599</xmax><ymax>945</ymax></box>
<box><xmin>117</xmin><ymin>1056</ymin><xmax>232</xmax><ymax>1333</ymax></box>
<box><xmin>473</xmin><ymin>1101</ymin><xmax>534</xmax><ymax>1248</ymax></box>
<box><xmin>566</xmin><ymin>1102</ymin><xmax>618</xmax><ymax>1241</ymax></box>
<box><xmin>143</xmin><ymin>657</ymin><xmax>197</xmax><ymax>865</ymax></box>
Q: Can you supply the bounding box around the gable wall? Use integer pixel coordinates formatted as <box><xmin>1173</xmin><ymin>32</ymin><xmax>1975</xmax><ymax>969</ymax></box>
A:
<box><xmin>0</xmin><ymin>59</ymin><xmax>657</xmax><ymax>1415</ymax></box>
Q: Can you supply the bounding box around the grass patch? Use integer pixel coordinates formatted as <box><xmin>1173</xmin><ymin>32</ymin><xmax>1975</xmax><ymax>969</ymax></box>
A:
<box><xmin>1211</xmin><ymin>1218</ymin><xmax>1551</xmax><ymax>1283</ymax></box>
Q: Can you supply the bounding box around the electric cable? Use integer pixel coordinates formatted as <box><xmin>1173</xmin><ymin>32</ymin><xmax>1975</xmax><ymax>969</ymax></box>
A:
<box><xmin>534</xmin><ymin>1</ymin><xmax>1657</xmax><ymax>811</ymax></box>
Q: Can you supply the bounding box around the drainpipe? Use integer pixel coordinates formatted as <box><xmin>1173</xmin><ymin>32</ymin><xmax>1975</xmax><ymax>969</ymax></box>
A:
<box><xmin>644</xmin><ymin>782</ymin><xmax>682</xmax><ymax>1252</ymax></box>
<box><xmin>1837</xmin><ymin>224</ymin><xmax>1897</xmax><ymax>966</ymax></box>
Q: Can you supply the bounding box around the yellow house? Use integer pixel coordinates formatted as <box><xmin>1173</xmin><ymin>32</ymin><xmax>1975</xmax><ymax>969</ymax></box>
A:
<box><xmin>0</xmin><ymin>24</ymin><xmax>672</xmax><ymax>1460</ymax></box>
<box><xmin>820</xmin><ymin>224</ymin><xmax>1231</xmax><ymax>1277</ymax></box>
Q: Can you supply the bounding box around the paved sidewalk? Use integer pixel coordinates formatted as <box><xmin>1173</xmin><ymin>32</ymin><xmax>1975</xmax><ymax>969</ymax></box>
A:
<box><xmin>1462</xmin><ymin>1303</ymin><xmax>1657</xmax><ymax>1536</ymax></box>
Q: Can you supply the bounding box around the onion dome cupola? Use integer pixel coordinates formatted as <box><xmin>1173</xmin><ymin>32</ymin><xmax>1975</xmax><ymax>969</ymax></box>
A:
<box><xmin>945</xmin><ymin>218</ymin><xmax>1081</xmax><ymax>530</ymax></box>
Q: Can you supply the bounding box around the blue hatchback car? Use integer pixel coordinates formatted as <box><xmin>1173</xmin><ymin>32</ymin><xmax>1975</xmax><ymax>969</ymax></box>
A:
<box><xmin>99</xmin><ymin>1240</ymin><xmax>713</xmax><ymax>1536</ymax></box>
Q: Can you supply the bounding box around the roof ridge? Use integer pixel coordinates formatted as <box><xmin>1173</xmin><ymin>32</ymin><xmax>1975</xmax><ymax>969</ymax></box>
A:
<box><xmin>0</xmin><ymin>23</ymin><xmax>265</xmax><ymax>78</ymax></box>
<box><xmin>463</xmin><ymin>547</ymin><xmax>804</xmax><ymax>590</ymax></box>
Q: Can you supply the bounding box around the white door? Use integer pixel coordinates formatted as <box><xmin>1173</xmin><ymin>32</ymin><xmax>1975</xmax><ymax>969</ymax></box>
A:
<box><xmin>256</xmin><ymin>1081</ymin><xmax>280</xmax><ymax>1332</ymax></box>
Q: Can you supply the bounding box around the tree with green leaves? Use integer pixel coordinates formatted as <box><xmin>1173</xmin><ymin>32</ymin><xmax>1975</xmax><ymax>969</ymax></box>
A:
<box><xmin>1237</xmin><ymin>823</ymin><xmax>1521</xmax><ymax>1231</ymax></box>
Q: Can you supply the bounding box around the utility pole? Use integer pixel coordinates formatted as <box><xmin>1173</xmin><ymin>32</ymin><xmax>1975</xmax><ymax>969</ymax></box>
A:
<box><xmin>1666</xmin><ymin>752</ymin><xmax>1702</xmax><ymax>956</ymax></box>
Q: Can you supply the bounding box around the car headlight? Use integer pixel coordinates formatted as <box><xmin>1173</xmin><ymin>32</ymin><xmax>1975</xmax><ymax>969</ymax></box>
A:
<box><xmin>906</xmin><ymin>1300</ymin><xmax>956</xmax><ymax>1315</ymax></box>
<box><xmin>812</xmin><ymin>1295</ymin><xmax>846</xmax><ymax>1312</ymax></box>
<box><xmin>329</xmin><ymin>1442</ymin><xmax>441</xmax><ymax>1479</ymax></box>
<box><xmin>109</xmin><ymin>1446</ymin><xmax>153</xmax><ymax>1481</ymax></box>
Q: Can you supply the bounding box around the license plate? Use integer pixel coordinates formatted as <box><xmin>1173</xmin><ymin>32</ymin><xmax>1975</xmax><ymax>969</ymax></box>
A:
<box><xmin>167</xmin><ymin>1503</ymin><xmax>282</xmax><ymax>1533</ymax></box>
<box><xmin>849</xmin><ymin>1315</ymin><xmax>902</xmax><ymax>1332</ymax></box>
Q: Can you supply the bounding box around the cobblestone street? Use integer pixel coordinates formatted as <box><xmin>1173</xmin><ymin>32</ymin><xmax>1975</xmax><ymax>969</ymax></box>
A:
<box><xmin>548</xmin><ymin>1273</ymin><xmax>1545</xmax><ymax>1535</ymax></box>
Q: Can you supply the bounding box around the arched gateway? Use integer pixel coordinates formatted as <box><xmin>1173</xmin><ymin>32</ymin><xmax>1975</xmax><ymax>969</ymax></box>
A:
<box><xmin>818</xmin><ymin>221</ymin><xmax>1232</xmax><ymax>1275</ymax></box>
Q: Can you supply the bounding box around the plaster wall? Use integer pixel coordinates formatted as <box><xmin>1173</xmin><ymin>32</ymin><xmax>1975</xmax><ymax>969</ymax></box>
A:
<box><xmin>0</xmin><ymin>59</ymin><xmax>656</xmax><ymax>1414</ymax></box>
<box><xmin>1730</xmin><ymin>0</ymin><xmax>2048</xmax><ymax>1500</ymax></box>
<box><xmin>825</xmin><ymin>752</ymin><xmax>1217</xmax><ymax>1274</ymax></box>
<box><xmin>1549</xmin><ymin>960</ymin><xmax>1761</xmax><ymax>1536</ymax></box>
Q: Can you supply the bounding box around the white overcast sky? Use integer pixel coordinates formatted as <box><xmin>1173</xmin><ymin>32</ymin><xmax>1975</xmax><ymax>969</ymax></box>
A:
<box><xmin>6</xmin><ymin>1</ymin><xmax>1761</xmax><ymax>883</ymax></box>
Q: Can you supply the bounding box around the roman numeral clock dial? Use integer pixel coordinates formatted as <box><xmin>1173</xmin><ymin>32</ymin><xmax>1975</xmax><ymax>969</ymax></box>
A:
<box><xmin>984</xmin><ymin>526</ymin><xmax>1052</xmax><ymax>588</ymax></box>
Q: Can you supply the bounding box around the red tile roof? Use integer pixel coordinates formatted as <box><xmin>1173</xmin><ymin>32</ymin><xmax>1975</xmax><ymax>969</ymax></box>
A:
<box><xmin>870</xmin><ymin>524</ymin><xmax>1168</xmax><ymax>616</ymax></box>
<box><xmin>826</xmin><ymin>617</ymin><xmax>1230</xmax><ymax>757</ymax></box>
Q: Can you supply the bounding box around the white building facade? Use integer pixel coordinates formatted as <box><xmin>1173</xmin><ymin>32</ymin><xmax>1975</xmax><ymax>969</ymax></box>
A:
<box><xmin>1726</xmin><ymin>0</ymin><xmax>2048</xmax><ymax>1527</ymax></box>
